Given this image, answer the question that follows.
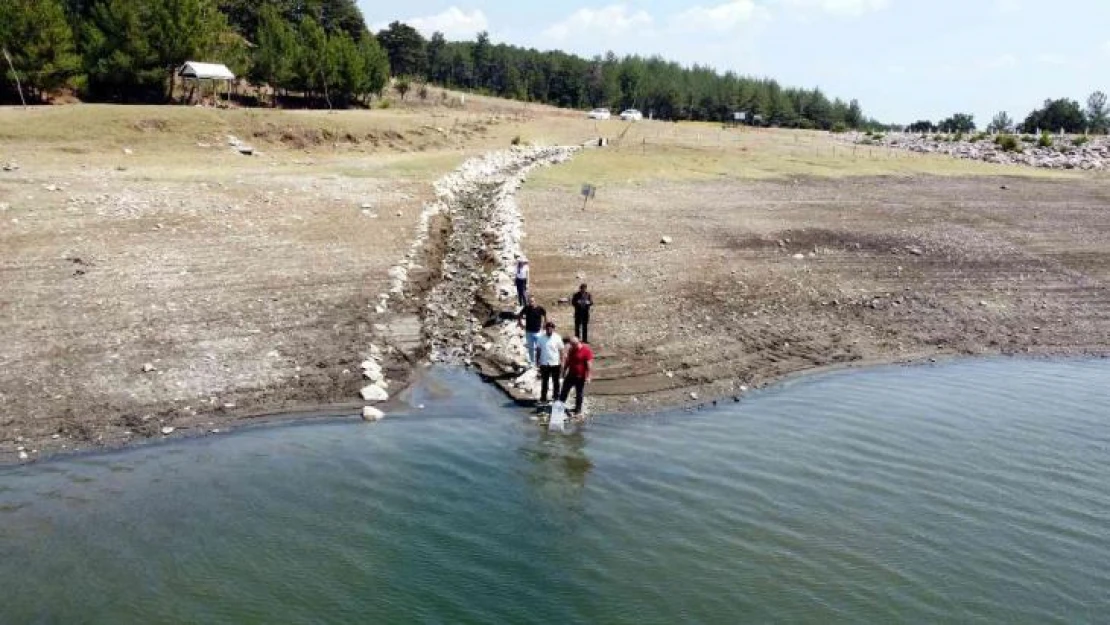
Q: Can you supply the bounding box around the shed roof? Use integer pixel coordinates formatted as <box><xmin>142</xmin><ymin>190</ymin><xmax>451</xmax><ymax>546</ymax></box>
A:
<box><xmin>178</xmin><ymin>62</ymin><xmax>235</xmax><ymax>80</ymax></box>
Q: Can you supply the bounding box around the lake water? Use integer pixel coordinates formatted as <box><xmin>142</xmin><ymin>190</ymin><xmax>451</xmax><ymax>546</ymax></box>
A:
<box><xmin>2</xmin><ymin>361</ymin><xmax>1109</xmax><ymax>624</ymax></box>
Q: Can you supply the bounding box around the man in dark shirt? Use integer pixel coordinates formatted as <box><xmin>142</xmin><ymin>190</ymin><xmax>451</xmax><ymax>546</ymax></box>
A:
<box><xmin>517</xmin><ymin>295</ymin><xmax>546</xmax><ymax>367</ymax></box>
<box><xmin>571</xmin><ymin>283</ymin><xmax>593</xmax><ymax>344</ymax></box>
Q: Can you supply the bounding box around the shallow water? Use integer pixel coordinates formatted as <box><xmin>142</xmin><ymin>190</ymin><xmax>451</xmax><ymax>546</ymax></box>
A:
<box><xmin>2</xmin><ymin>361</ymin><xmax>1110</xmax><ymax>624</ymax></box>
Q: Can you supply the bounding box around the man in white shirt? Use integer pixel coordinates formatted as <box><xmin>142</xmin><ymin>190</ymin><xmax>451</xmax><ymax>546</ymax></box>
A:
<box><xmin>514</xmin><ymin>255</ymin><xmax>530</xmax><ymax>307</ymax></box>
<box><xmin>534</xmin><ymin>321</ymin><xmax>564</xmax><ymax>404</ymax></box>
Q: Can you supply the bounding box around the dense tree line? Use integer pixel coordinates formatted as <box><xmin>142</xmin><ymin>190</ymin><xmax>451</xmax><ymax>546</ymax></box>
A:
<box><xmin>0</xmin><ymin>0</ymin><xmax>386</xmax><ymax>104</ymax></box>
<box><xmin>0</xmin><ymin>0</ymin><xmax>873</xmax><ymax>126</ymax></box>
<box><xmin>376</xmin><ymin>23</ymin><xmax>874</xmax><ymax>128</ymax></box>
<box><xmin>5</xmin><ymin>0</ymin><xmax>1104</xmax><ymax>138</ymax></box>
<box><xmin>908</xmin><ymin>91</ymin><xmax>1110</xmax><ymax>137</ymax></box>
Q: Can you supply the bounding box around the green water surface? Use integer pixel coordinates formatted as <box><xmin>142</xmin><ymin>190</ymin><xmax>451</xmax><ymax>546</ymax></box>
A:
<box><xmin>1</xmin><ymin>361</ymin><xmax>1109</xmax><ymax>624</ymax></box>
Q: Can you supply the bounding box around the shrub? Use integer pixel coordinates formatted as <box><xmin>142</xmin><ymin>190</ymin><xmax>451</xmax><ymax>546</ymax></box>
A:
<box><xmin>1021</xmin><ymin>134</ymin><xmax>1036</xmax><ymax>143</ymax></box>
<box><xmin>510</xmin><ymin>135</ymin><xmax>522</xmax><ymax>146</ymax></box>
<box><xmin>1073</xmin><ymin>135</ymin><xmax>1091</xmax><ymax>147</ymax></box>
<box><xmin>970</xmin><ymin>132</ymin><xmax>989</xmax><ymax>143</ymax></box>
<box><xmin>1037</xmin><ymin>132</ymin><xmax>1054</xmax><ymax>148</ymax></box>
<box><xmin>954</xmin><ymin>132</ymin><xmax>965</xmax><ymax>142</ymax></box>
<box><xmin>996</xmin><ymin>134</ymin><xmax>1021</xmax><ymax>152</ymax></box>
<box><xmin>377</xmin><ymin>99</ymin><xmax>391</xmax><ymax>109</ymax></box>
<box><xmin>830</xmin><ymin>122</ymin><xmax>848</xmax><ymax>133</ymax></box>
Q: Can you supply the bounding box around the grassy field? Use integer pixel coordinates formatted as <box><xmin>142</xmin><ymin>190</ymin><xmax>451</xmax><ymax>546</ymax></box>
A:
<box><xmin>530</xmin><ymin>122</ymin><xmax>1077</xmax><ymax>186</ymax></box>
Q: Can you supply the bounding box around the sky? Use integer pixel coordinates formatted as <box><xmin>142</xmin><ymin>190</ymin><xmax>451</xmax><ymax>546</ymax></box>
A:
<box><xmin>358</xmin><ymin>0</ymin><xmax>1110</xmax><ymax>125</ymax></box>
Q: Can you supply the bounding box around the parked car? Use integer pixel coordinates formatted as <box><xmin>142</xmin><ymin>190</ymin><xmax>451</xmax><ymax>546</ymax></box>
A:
<box><xmin>619</xmin><ymin>109</ymin><xmax>644</xmax><ymax>121</ymax></box>
<box><xmin>587</xmin><ymin>108</ymin><xmax>611</xmax><ymax>120</ymax></box>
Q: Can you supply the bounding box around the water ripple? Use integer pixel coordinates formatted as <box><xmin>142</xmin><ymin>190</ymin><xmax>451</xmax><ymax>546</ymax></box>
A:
<box><xmin>2</xmin><ymin>360</ymin><xmax>1110</xmax><ymax>623</ymax></box>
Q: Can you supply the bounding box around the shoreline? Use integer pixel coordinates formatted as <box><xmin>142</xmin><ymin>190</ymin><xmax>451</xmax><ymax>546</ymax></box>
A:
<box><xmin>5</xmin><ymin>351</ymin><xmax>1109</xmax><ymax>468</ymax></box>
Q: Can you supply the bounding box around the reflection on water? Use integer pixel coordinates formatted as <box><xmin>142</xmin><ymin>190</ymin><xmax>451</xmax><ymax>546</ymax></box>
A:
<box><xmin>2</xmin><ymin>361</ymin><xmax>1110</xmax><ymax>624</ymax></box>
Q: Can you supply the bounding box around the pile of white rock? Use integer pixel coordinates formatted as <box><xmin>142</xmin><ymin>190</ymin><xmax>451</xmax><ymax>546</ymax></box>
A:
<box><xmin>359</xmin><ymin>344</ymin><xmax>388</xmax><ymax>421</ymax></box>
<box><xmin>862</xmin><ymin>132</ymin><xmax>1110</xmax><ymax>171</ymax></box>
<box><xmin>420</xmin><ymin>146</ymin><xmax>577</xmax><ymax>368</ymax></box>
<box><xmin>357</xmin><ymin>145</ymin><xmax>577</xmax><ymax>412</ymax></box>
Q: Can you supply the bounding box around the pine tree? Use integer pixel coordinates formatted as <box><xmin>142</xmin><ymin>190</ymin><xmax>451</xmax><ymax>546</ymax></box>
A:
<box><xmin>845</xmin><ymin>99</ymin><xmax>863</xmax><ymax>129</ymax></box>
<box><xmin>357</xmin><ymin>34</ymin><xmax>389</xmax><ymax>100</ymax></box>
<box><xmin>0</xmin><ymin>0</ymin><xmax>81</xmax><ymax>100</ymax></box>
<box><xmin>376</xmin><ymin>21</ymin><xmax>426</xmax><ymax>77</ymax></box>
<box><xmin>148</xmin><ymin>0</ymin><xmax>227</xmax><ymax>99</ymax></box>
<box><xmin>426</xmin><ymin>32</ymin><xmax>450</xmax><ymax>85</ymax></box>
<box><xmin>326</xmin><ymin>31</ymin><xmax>361</xmax><ymax>105</ymax></box>
<box><xmin>294</xmin><ymin>16</ymin><xmax>327</xmax><ymax>96</ymax></box>
<box><xmin>987</xmin><ymin>111</ymin><xmax>1013</xmax><ymax>133</ymax></box>
<box><xmin>82</xmin><ymin>0</ymin><xmax>159</xmax><ymax>101</ymax></box>
<box><xmin>251</xmin><ymin>5</ymin><xmax>297</xmax><ymax>100</ymax></box>
<box><xmin>471</xmin><ymin>31</ymin><xmax>491</xmax><ymax>90</ymax></box>
<box><xmin>1086</xmin><ymin>91</ymin><xmax>1108</xmax><ymax>134</ymax></box>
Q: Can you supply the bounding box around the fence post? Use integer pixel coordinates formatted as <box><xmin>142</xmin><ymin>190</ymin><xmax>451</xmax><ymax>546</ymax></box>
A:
<box><xmin>2</xmin><ymin>48</ymin><xmax>27</xmax><ymax>109</ymax></box>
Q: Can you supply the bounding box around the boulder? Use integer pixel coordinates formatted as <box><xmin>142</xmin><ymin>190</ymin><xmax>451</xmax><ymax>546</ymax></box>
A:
<box><xmin>360</xmin><ymin>385</ymin><xmax>389</xmax><ymax>402</ymax></box>
<box><xmin>362</xmin><ymin>406</ymin><xmax>385</xmax><ymax>421</ymax></box>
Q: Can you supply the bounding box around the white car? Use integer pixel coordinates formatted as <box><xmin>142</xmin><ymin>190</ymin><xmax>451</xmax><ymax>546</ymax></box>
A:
<box><xmin>587</xmin><ymin>108</ymin><xmax>611</xmax><ymax>120</ymax></box>
<box><xmin>620</xmin><ymin>109</ymin><xmax>644</xmax><ymax>121</ymax></box>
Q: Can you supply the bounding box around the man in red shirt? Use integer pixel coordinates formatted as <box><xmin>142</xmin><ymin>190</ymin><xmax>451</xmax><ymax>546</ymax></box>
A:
<box><xmin>559</xmin><ymin>335</ymin><xmax>594</xmax><ymax>416</ymax></box>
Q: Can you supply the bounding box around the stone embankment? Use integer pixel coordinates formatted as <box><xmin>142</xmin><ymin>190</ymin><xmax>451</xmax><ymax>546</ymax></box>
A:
<box><xmin>860</xmin><ymin>133</ymin><xmax>1110</xmax><ymax>171</ymax></box>
<box><xmin>359</xmin><ymin>146</ymin><xmax>577</xmax><ymax>416</ymax></box>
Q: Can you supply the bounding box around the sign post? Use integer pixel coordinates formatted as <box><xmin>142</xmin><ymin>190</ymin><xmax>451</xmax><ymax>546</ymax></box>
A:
<box><xmin>580</xmin><ymin>183</ymin><xmax>597</xmax><ymax>211</ymax></box>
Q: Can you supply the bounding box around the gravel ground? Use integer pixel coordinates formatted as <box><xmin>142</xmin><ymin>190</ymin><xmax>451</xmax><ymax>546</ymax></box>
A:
<box><xmin>517</xmin><ymin>174</ymin><xmax>1110</xmax><ymax>413</ymax></box>
<box><xmin>0</xmin><ymin>150</ymin><xmax>431</xmax><ymax>461</ymax></box>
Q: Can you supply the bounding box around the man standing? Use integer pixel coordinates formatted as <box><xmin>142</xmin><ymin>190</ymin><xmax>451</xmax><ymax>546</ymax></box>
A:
<box><xmin>560</xmin><ymin>336</ymin><xmax>594</xmax><ymax>417</ymax></box>
<box><xmin>535</xmin><ymin>322</ymin><xmax>563</xmax><ymax>404</ymax></box>
<box><xmin>514</xmin><ymin>256</ymin><xmax>530</xmax><ymax>308</ymax></box>
<box><xmin>571</xmin><ymin>283</ymin><xmax>593</xmax><ymax>344</ymax></box>
<box><xmin>517</xmin><ymin>295</ymin><xmax>546</xmax><ymax>367</ymax></box>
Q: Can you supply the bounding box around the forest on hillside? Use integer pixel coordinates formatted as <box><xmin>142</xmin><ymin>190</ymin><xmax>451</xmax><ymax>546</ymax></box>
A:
<box><xmin>0</xmin><ymin>0</ymin><xmax>875</xmax><ymax>128</ymax></box>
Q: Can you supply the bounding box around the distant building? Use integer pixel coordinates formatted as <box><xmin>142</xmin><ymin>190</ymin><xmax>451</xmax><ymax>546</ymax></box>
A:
<box><xmin>731</xmin><ymin>111</ymin><xmax>764</xmax><ymax>126</ymax></box>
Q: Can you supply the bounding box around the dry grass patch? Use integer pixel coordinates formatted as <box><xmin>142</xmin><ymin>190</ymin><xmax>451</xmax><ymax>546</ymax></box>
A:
<box><xmin>531</xmin><ymin>125</ymin><xmax>1077</xmax><ymax>186</ymax></box>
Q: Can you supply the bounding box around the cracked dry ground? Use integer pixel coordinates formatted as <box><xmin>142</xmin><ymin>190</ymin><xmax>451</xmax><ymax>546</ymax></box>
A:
<box><xmin>518</xmin><ymin>175</ymin><xmax>1110</xmax><ymax>413</ymax></box>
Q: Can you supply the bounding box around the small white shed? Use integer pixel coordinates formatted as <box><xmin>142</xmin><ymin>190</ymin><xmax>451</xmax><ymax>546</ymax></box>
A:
<box><xmin>179</xmin><ymin>62</ymin><xmax>235</xmax><ymax>81</ymax></box>
<box><xmin>177</xmin><ymin>62</ymin><xmax>236</xmax><ymax>104</ymax></box>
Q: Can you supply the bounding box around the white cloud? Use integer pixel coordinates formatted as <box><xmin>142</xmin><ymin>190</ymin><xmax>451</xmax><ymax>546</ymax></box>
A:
<box><xmin>542</xmin><ymin>4</ymin><xmax>654</xmax><ymax>41</ymax></box>
<box><xmin>671</xmin><ymin>1</ymin><xmax>771</xmax><ymax>33</ymax></box>
<box><xmin>378</xmin><ymin>7</ymin><xmax>490</xmax><ymax>39</ymax></box>
<box><xmin>779</xmin><ymin>0</ymin><xmax>889</xmax><ymax>17</ymax></box>
<box><xmin>1036</xmin><ymin>53</ymin><xmax>1066</xmax><ymax>65</ymax></box>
